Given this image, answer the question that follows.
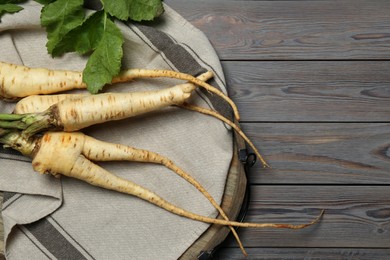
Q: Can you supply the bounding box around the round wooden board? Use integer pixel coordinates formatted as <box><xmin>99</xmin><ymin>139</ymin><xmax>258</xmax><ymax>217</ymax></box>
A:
<box><xmin>1</xmin><ymin>2</ymin><xmax>248</xmax><ymax>258</ymax></box>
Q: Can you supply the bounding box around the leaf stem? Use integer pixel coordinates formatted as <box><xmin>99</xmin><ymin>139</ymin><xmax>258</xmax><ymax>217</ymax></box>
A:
<box><xmin>0</xmin><ymin>120</ymin><xmax>27</xmax><ymax>130</ymax></box>
<box><xmin>0</xmin><ymin>112</ymin><xmax>55</xmax><ymax>137</ymax></box>
<box><xmin>0</xmin><ymin>113</ymin><xmax>26</xmax><ymax>121</ymax></box>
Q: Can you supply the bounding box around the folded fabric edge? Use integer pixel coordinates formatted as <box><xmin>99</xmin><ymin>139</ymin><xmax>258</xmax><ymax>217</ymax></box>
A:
<box><xmin>2</xmin><ymin>191</ymin><xmax>63</xmax><ymax>256</ymax></box>
<box><xmin>0</xmin><ymin>150</ymin><xmax>63</xmax><ymax>200</ymax></box>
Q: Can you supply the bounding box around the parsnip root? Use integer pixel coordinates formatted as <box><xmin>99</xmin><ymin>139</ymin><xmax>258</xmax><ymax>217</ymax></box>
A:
<box><xmin>180</xmin><ymin>103</ymin><xmax>270</xmax><ymax>168</ymax></box>
<box><xmin>0</xmin><ymin>61</ymin><xmax>239</xmax><ymax>119</ymax></box>
<box><xmin>1</xmin><ymin>131</ymin><xmax>323</xmax><ymax>230</ymax></box>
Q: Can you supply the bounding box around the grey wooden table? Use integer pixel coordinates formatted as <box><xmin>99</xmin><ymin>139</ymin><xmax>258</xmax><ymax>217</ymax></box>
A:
<box><xmin>1</xmin><ymin>0</ymin><xmax>390</xmax><ymax>259</ymax></box>
<box><xmin>165</xmin><ymin>0</ymin><xmax>390</xmax><ymax>258</ymax></box>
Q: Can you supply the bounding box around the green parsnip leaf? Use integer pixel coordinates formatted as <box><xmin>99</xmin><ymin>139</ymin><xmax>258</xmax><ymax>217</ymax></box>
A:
<box><xmin>0</xmin><ymin>3</ymin><xmax>23</xmax><ymax>21</ymax></box>
<box><xmin>0</xmin><ymin>0</ymin><xmax>26</xmax><ymax>4</ymax></box>
<box><xmin>52</xmin><ymin>10</ymin><xmax>105</xmax><ymax>56</ymax></box>
<box><xmin>82</xmin><ymin>14</ymin><xmax>124</xmax><ymax>94</ymax></box>
<box><xmin>40</xmin><ymin>0</ymin><xmax>85</xmax><ymax>55</ymax></box>
<box><xmin>2</xmin><ymin>0</ymin><xmax>164</xmax><ymax>93</ymax></box>
<box><xmin>35</xmin><ymin>0</ymin><xmax>163</xmax><ymax>93</ymax></box>
<box><xmin>102</xmin><ymin>0</ymin><xmax>164</xmax><ymax>21</ymax></box>
<box><xmin>34</xmin><ymin>0</ymin><xmax>55</xmax><ymax>5</ymax></box>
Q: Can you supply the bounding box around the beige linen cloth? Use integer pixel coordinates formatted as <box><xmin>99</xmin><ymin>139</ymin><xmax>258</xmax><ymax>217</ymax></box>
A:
<box><xmin>0</xmin><ymin>2</ymin><xmax>234</xmax><ymax>259</ymax></box>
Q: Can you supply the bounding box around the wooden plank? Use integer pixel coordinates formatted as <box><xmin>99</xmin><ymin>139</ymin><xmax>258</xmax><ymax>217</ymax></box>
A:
<box><xmin>1</xmin><ymin>185</ymin><xmax>388</xmax><ymax>256</ymax></box>
<box><xmin>221</xmin><ymin>185</ymin><xmax>390</xmax><ymax>248</ymax></box>
<box><xmin>217</xmin><ymin>248</ymin><xmax>390</xmax><ymax>259</ymax></box>
<box><xmin>0</xmin><ymin>192</ymin><xmax>3</xmax><ymax>257</ymax></box>
<box><xmin>166</xmin><ymin>0</ymin><xmax>390</xmax><ymax>60</ymax></box>
<box><xmin>241</xmin><ymin>123</ymin><xmax>390</xmax><ymax>184</ymax></box>
<box><xmin>223</xmin><ymin>61</ymin><xmax>390</xmax><ymax>122</ymax></box>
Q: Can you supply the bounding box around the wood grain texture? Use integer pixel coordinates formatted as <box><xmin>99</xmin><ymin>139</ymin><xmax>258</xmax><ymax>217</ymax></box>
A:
<box><xmin>242</xmin><ymin>123</ymin><xmax>390</xmax><ymax>184</ymax></box>
<box><xmin>0</xmin><ymin>192</ymin><xmax>3</xmax><ymax>258</ymax></box>
<box><xmin>221</xmin><ymin>185</ymin><xmax>390</xmax><ymax>248</ymax></box>
<box><xmin>166</xmin><ymin>0</ymin><xmax>390</xmax><ymax>60</ymax></box>
<box><xmin>217</xmin><ymin>248</ymin><xmax>390</xmax><ymax>259</ymax></box>
<box><xmin>223</xmin><ymin>61</ymin><xmax>390</xmax><ymax>122</ymax></box>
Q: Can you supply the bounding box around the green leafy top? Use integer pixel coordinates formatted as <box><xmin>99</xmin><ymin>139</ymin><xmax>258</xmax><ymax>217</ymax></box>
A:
<box><xmin>40</xmin><ymin>0</ymin><xmax>85</xmax><ymax>54</ymax></box>
<box><xmin>0</xmin><ymin>0</ymin><xmax>25</xmax><ymax>21</ymax></box>
<box><xmin>0</xmin><ymin>0</ymin><xmax>164</xmax><ymax>93</ymax></box>
<box><xmin>102</xmin><ymin>0</ymin><xmax>164</xmax><ymax>21</ymax></box>
<box><xmin>81</xmin><ymin>11</ymin><xmax>124</xmax><ymax>93</ymax></box>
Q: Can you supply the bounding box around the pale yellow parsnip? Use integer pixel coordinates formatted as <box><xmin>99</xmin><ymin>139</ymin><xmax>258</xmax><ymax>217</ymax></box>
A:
<box><xmin>0</xmin><ymin>61</ymin><xmax>85</xmax><ymax>99</ymax></box>
<box><xmin>10</xmin><ymin>81</ymin><xmax>196</xmax><ymax>135</ymax></box>
<box><xmin>57</xmin><ymin>81</ymin><xmax>193</xmax><ymax>131</ymax></box>
<box><xmin>12</xmin><ymin>72</ymin><xmax>215</xmax><ymax>134</ymax></box>
<box><xmin>13</xmin><ymin>93</ymin><xmax>89</xmax><ymax>114</ymax></box>
<box><xmin>30</xmin><ymin>131</ymin><xmax>323</xmax><ymax>229</ymax></box>
<box><xmin>13</xmin><ymin>71</ymin><xmax>212</xmax><ymax>114</ymax></box>
<box><xmin>12</xmin><ymin>72</ymin><xmax>248</xmax><ymax>255</ymax></box>
<box><xmin>1</xmin><ymin>62</ymin><xmax>239</xmax><ymax>119</ymax></box>
<box><xmin>32</xmin><ymin>132</ymin><xmax>84</xmax><ymax>176</ymax></box>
